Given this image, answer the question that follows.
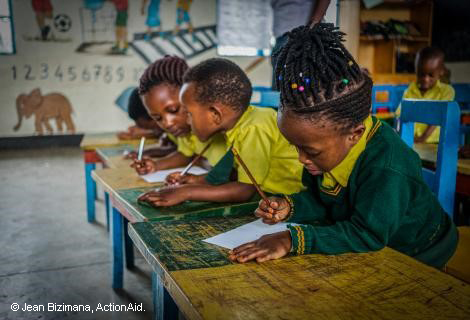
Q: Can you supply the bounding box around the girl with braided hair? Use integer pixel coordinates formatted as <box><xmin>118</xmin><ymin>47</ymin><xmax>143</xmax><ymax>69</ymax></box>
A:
<box><xmin>229</xmin><ymin>24</ymin><xmax>457</xmax><ymax>268</ymax></box>
<box><xmin>131</xmin><ymin>56</ymin><xmax>227</xmax><ymax>185</ymax></box>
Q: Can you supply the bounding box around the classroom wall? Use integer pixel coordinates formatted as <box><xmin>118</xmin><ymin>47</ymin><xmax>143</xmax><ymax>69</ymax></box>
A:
<box><xmin>447</xmin><ymin>63</ymin><xmax>470</xmax><ymax>83</ymax></box>
<box><xmin>0</xmin><ymin>0</ymin><xmax>273</xmax><ymax>137</ymax></box>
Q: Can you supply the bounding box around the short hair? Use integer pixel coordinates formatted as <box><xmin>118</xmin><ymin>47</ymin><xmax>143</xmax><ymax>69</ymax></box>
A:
<box><xmin>416</xmin><ymin>46</ymin><xmax>445</xmax><ymax>65</ymax></box>
<box><xmin>183</xmin><ymin>58</ymin><xmax>252</xmax><ymax>112</ymax></box>
<box><xmin>139</xmin><ymin>55</ymin><xmax>189</xmax><ymax>95</ymax></box>
<box><xmin>274</xmin><ymin>23</ymin><xmax>372</xmax><ymax>132</ymax></box>
<box><xmin>128</xmin><ymin>88</ymin><xmax>150</xmax><ymax>121</ymax></box>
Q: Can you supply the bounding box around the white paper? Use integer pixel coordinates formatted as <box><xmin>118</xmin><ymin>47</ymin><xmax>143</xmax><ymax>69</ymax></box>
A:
<box><xmin>203</xmin><ymin>219</ymin><xmax>298</xmax><ymax>250</ymax></box>
<box><xmin>140</xmin><ymin>167</ymin><xmax>208</xmax><ymax>183</ymax></box>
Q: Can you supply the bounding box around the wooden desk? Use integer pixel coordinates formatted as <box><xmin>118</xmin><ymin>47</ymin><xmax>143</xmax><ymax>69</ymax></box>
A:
<box><xmin>96</xmin><ymin>145</ymin><xmax>134</xmax><ymax>169</ymax></box>
<box><xmin>129</xmin><ymin>215</ymin><xmax>470</xmax><ymax>320</ymax></box>
<box><xmin>80</xmin><ymin>132</ymin><xmax>156</xmax><ymax>223</ymax></box>
<box><xmin>80</xmin><ymin>132</ymin><xmax>151</xmax><ymax>150</ymax></box>
<box><xmin>92</xmin><ymin>168</ymin><xmax>162</xmax><ymax>288</ymax></box>
<box><xmin>92</xmin><ymin>168</ymin><xmax>258</xmax><ymax>289</ymax></box>
<box><xmin>414</xmin><ymin>143</ymin><xmax>470</xmax><ymax>175</ymax></box>
<box><xmin>414</xmin><ymin>143</ymin><xmax>470</xmax><ymax>196</ymax></box>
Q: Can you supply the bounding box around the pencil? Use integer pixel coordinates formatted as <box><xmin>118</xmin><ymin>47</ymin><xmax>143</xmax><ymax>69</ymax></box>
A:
<box><xmin>137</xmin><ymin>137</ymin><xmax>146</xmax><ymax>161</ymax></box>
<box><xmin>180</xmin><ymin>141</ymin><xmax>213</xmax><ymax>176</ymax></box>
<box><xmin>231</xmin><ymin>147</ymin><xmax>270</xmax><ymax>205</ymax></box>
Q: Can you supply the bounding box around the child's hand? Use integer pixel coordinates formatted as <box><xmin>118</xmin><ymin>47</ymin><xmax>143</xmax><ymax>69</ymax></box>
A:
<box><xmin>165</xmin><ymin>172</ymin><xmax>199</xmax><ymax>186</ymax></box>
<box><xmin>138</xmin><ymin>186</ymin><xmax>189</xmax><ymax>207</ymax></box>
<box><xmin>128</xmin><ymin>126</ymin><xmax>153</xmax><ymax>138</ymax></box>
<box><xmin>123</xmin><ymin>151</ymin><xmax>138</xmax><ymax>159</ymax></box>
<box><xmin>228</xmin><ymin>231</ymin><xmax>292</xmax><ymax>263</ymax></box>
<box><xmin>117</xmin><ymin>131</ymin><xmax>133</xmax><ymax>140</ymax></box>
<box><xmin>255</xmin><ymin>196</ymin><xmax>290</xmax><ymax>224</ymax></box>
<box><xmin>130</xmin><ymin>157</ymin><xmax>157</xmax><ymax>175</ymax></box>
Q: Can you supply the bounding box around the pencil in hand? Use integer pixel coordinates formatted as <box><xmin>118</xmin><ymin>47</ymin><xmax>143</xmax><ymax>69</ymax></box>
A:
<box><xmin>231</xmin><ymin>147</ymin><xmax>270</xmax><ymax>205</ymax></box>
<box><xmin>166</xmin><ymin>141</ymin><xmax>213</xmax><ymax>186</ymax></box>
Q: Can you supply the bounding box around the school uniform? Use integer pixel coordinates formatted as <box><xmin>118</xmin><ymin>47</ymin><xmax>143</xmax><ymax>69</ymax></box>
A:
<box><xmin>206</xmin><ymin>106</ymin><xmax>304</xmax><ymax>195</ymax></box>
<box><xmin>285</xmin><ymin>116</ymin><xmax>458</xmax><ymax>269</ymax></box>
<box><xmin>168</xmin><ymin>133</ymin><xmax>227</xmax><ymax>167</ymax></box>
<box><xmin>401</xmin><ymin>80</ymin><xmax>455</xmax><ymax>143</ymax></box>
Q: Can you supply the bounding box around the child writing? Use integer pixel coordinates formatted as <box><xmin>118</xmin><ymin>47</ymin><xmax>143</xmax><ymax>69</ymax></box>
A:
<box><xmin>118</xmin><ymin>88</ymin><xmax>164</xmax><ymax>140</ymax></box>
<box><xmin>131</xmin><ymin>56</ymin><xmax>227</xmax><ymax>178</ymax></box>
<box><xmin>138</xmin><ymin>58</ymin><xmax>304</xmax><ymax>206</ymax></box>
<box><xmin>118</xmin><ymin>88</ymin><xmax>176</xmax><ymax>159</ymax></box>
<box><xmin>228</xmin><ymin>24</ymin><xmax>457</xmax><ymax>269</ymax></box>
<box><xmin>401</xmin><ymin>47</ymin><xmax>455</xmax><ymax>143</ymax></box>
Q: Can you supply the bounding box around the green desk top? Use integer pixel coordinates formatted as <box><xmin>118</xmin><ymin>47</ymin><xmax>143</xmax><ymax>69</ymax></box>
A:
<box><xmin>129</xmin><ymin>214</ymin><xmax>255</xmax><ymax>271</ymax></box>
<box><xmin>114</xmin><ymin>186</ymin><xmax>259</xmax><ymax>223</ymax></box>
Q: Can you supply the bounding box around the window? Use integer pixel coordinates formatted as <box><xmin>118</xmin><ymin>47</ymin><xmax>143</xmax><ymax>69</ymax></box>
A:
<box><xmin>0</xmin><ymin>0</ymin><xmax>15</xmax><ymax>54</ymax></box>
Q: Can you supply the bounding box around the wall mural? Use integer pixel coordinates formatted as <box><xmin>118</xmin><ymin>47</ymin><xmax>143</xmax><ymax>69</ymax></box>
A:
<box><xmin>14</xmin><ymin>88</ymin><xmax>75</xmax><ymax>135</ymax></box>
<box><xmin>76</xmin><ymin>0</ymin><xmax>216</xmax><ymax>65</ymax></box>
<box><xmin>25</xmin><ymin>0</ymin><xmax>72</xmax><ymax>42</ymax></box>
<box><xmin>1</xmin><ymin>0</ymin><xmax>219</xmax><ymax>137</ymax></box>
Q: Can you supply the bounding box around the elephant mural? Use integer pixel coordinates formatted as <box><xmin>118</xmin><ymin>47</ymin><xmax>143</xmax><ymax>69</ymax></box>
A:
<box><xmin>13</xmin><ymin>88</ymin><xmax>75</xmax><ymax>135</ymax></box>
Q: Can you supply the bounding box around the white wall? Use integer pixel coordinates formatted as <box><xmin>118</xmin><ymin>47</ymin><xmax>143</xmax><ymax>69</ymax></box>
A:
<box><xmin>447</xmin><ymin>63</ymin><xmax>470</xmax><ymax>83</ymax></box>
<box><xmin>0</xmin><ymin>0</ymin><xmax>273</xmax><ymax>137</ymax></box>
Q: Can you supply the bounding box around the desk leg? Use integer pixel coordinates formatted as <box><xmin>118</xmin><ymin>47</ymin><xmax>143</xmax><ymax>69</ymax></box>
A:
<box><xmin>152</xmin><ymin>272</ymin><xmax>178</xmax><ymax>320</ymax></box>
<box><xmin>110</xmin><ymin>207</ymin><xmax>123</xmax><ymax>289</ymax></box>
<box><xmin>104</xmin><ymin>192</ymin><xmax>110</xmax><ymax>232</ymax></box>
<box><xmin>123</xmin><ymin>218</ymin><xmax>135</xmax><ymax>269</ymax></box>
<box><xmin>85</xmin><ymin>163</ymin><xmax>96</xmax><ymax>223</ymax></box>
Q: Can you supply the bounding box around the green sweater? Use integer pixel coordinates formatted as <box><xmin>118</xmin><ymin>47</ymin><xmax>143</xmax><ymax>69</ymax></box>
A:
<box><xmin>286</xmin><ymin>117</ymin><xmax>458</xmax><ymax>268</ymax></box>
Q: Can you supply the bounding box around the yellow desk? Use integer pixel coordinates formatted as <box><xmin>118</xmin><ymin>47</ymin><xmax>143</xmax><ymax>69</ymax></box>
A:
<box><xmin>129</xmin><ymin>216</ymin><xmax>470</xmax><ymax>320</ymax></box>
<box><xmin>80</xmin><ymin>132</ymin><xmax>157</xmax><ymax>223</ymax></box>
<box><xmin>95</xmin><ymin>146</ymin><xmax>134</xmax><ymax>169</ymax></box>
<box><xmin>92</xmin><ymin>168</ymin><xmax>259</xmax><ymax>290</ymax></box>
<box><xmin>414</xmin><ymin>143</ymin><xmax>470</xmax><ymax>196</ymax></box>
<box><xmin>80</xmin><ymin>132</ymin><xmax>153</xmax><ymax>150</ymax></box>
<box><xmin>414</xmin><ymin>143</ymin><xmax>470</xmax><ymax>175</ymax></box>
<box><xmin>92</xmin><ymin>167</ymin><xmax>161</xmax><ymax>289</ymax></box>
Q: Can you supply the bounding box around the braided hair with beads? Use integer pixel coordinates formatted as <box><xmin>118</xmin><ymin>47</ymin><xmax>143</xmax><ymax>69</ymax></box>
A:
<box><xmin>274</xmin><ymin>23</ymin><xmax>372</xmax><ymax>132</ymax></box>
<box><xmin>139</xmin><ymin>55</ymin><xmax>189</xmax><ymax>95</ymax></box>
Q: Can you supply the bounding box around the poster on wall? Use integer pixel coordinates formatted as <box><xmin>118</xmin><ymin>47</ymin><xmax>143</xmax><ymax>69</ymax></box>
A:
<box><xmin>217</xmin><ymin>0</ymin><xmax>272</xmax><ymax>56</ymax></box>
<box><xmin>0</xmin><ymin>0</ymin><xmax>218</xmax><ymax>137</ymax></box>
<box><xmin>217</xmin><ymin>0</ymin><xmax>338</xmax><ymax>57</ymax></box>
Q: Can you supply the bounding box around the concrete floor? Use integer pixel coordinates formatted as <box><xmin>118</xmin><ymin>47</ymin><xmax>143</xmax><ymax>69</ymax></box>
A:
<box><xmin>0</xmin><ymin>148</ymin><xmax>153</xmax><ymax>320</ymax></box>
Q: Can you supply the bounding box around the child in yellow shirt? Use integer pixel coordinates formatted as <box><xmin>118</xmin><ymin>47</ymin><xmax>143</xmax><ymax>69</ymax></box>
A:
<box><xmin>402</xmin><ymin>47</ymin><xmax>455</xmax><ymax>143</ymax></box>
<box><xmin>138</xmin><ymin>58</ymin><xmax>304</xmax><ymax>206</ymax></box>
<box><xmin>131</xmin><ymin>56</ymin><xmax>226</xmax><ymax>179</ymax></box>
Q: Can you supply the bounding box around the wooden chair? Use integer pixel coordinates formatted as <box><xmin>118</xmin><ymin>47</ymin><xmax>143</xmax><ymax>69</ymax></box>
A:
<box><xmin>400</xmin><ymin>100</ymin><xmax>461</xmax><ymax>216</ymax></box>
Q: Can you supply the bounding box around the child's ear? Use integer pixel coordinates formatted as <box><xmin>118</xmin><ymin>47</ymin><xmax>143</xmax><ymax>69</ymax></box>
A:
<box><xmin>210</xmin><ymin>104</ymin><xmax>224</xmax><ymax>125</ymax></box>
<box><xmin>348</xmin><ymin>123</ymin><xmax>366</xmax><ymax>145</ymax></box>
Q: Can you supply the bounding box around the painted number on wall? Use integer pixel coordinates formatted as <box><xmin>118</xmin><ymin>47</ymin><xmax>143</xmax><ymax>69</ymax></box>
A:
<box><xmin>11</xmin><ymin>64</ymin><xmax>146</xmax><ymax>83</ymax></box>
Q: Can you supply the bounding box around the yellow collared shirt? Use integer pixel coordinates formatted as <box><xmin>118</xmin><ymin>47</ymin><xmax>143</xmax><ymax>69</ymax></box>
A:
<box><xmin>170</xmin><ymin>133</ymin><xmax>227</xmax><ymax>167</ymax></box>
<box><xmin>401</xmin><ymin>80</ymin><xmax>455</xmax><ymax>143</ymax></box>
<box><xmin>322</xmin><ymin>115</ymin><xmax>373</xmax><ymax>189</ymax></box>
<box><xmin>225</xmin><ymin>106</ymin><xmax>304</xmax><ymax>195</ymax></box>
